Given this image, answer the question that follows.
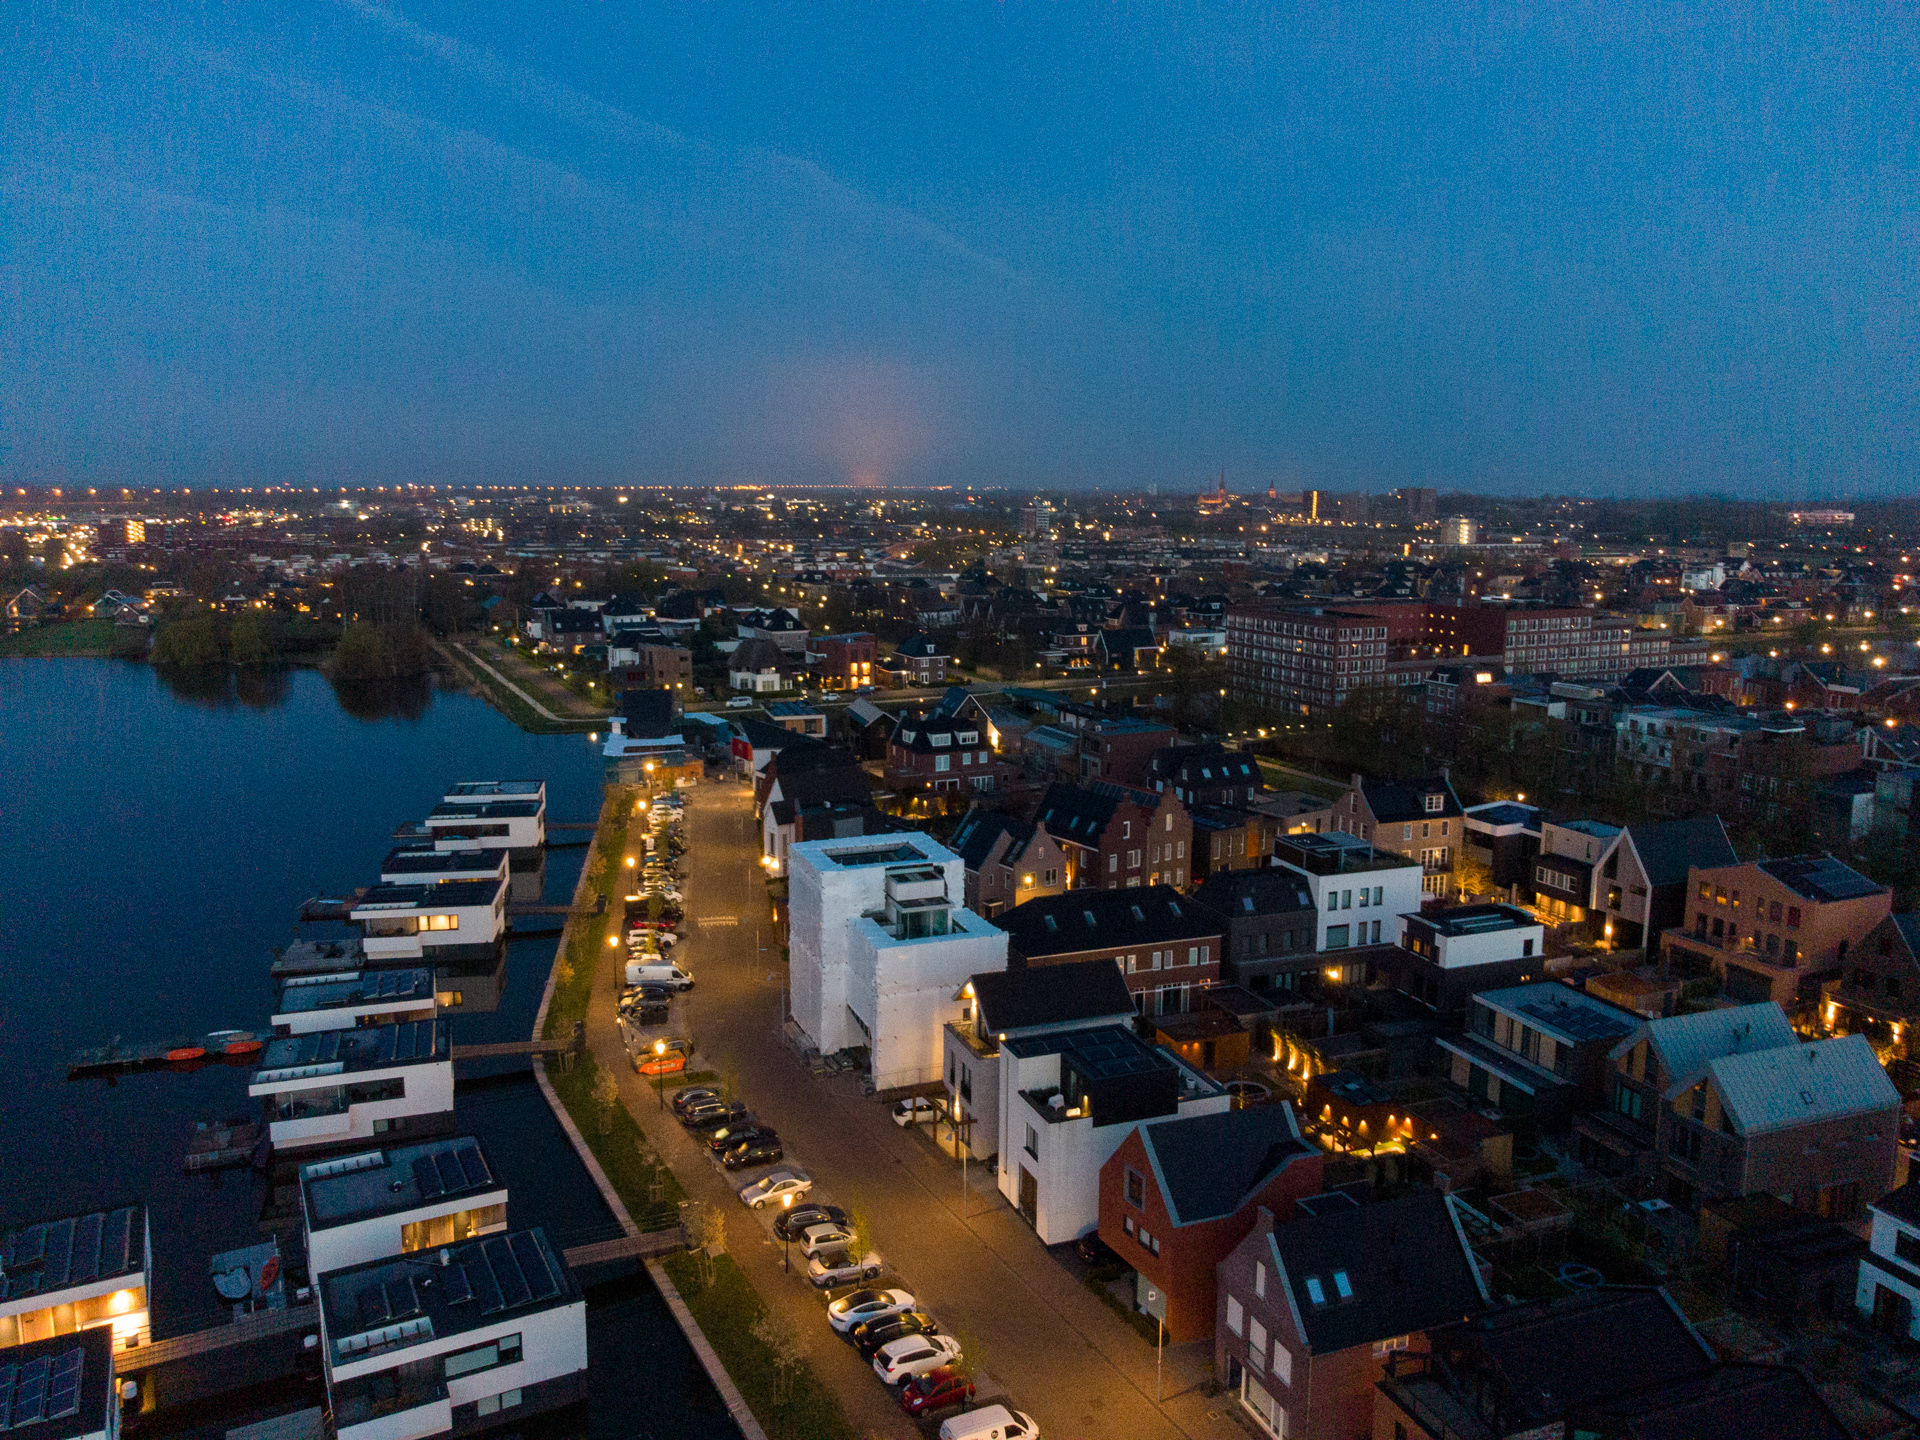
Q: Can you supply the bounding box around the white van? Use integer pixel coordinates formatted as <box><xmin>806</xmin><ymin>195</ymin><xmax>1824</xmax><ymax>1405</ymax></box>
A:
<box><xmin>624</xmin><ymin>960</ymin><xmax>694</xmax><ymax>990</ymax></box>
<box><xmin>939</xmin><ymin>1406</ymin><xmax>1038</xmax><ymax>1440</ymax></box>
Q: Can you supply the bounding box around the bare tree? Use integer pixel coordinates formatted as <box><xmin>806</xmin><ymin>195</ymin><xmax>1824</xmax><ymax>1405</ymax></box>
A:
<box><xmin>751</xmin><ymin>1308</ymin><xmax>807</xmax><ymax>1432</ymax></box>
<box><xmin>591</xmin><ymin>1067</ymin><xmax>621</xmax><ymax>1137</ymax></box>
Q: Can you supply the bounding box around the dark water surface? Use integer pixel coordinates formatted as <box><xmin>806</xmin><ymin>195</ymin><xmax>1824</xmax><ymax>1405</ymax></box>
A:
<box><xmin>0</xmin><ymin>660</ymin><xmax>733</xmax><ymax>1437</ymax></box>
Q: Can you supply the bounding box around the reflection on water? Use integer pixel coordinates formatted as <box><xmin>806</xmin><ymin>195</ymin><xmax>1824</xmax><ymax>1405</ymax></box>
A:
<box><xmin>327</xmin><ymin>671</ymin><xmax>435</xmax><ymax>722</ymax></box>
<box><xmin>153</xmin><ymin>663</ymin><xmax>438</xmax><ymax>722</ymax></box>
<box><xmin>154</xmin><ymin>662</ymin><xmax>294</xmax><ymax>711</ymax></box>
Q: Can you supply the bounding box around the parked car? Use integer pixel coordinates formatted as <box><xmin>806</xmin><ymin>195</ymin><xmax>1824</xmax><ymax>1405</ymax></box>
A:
<box><xmin>739</xmin><ymin>1169</ymin><xmax>813</xmax><ymax>1209</ymax></box>
<box><xmin>892</xmin><ymin>1097</ymin><xmax>942</xmax><ymax>1127</ymax></box>
<box><xmin>726</xmin><ymin>695</ymin><xmax>755</xmax><ymax>708</ymax></box>
<box><xmin>635</xmin><ymin>1048</ymin><xmax>687</xmax><ymax>1076</ymax></box>
<box><xmin>825</xmin><ymin>1288</ymin><xmax>915</xmax><ymax>1335</ymax></box>
<box><xmin>625</xmin><ymin>961</ymin><xmax>694</xmax><ymax>990</ymax></box>
<box><xmin>939</xmin><ymin>1405</ymin><xmax>1038</xmax><ymax>1440</ymax></box>
<box><xmin>797</xmin><ymin>1223</ymin><xmax>856</xmax><ymax>1257</ymax></box>
<box><xmin>808</xmin><ymin>1250</ymin><xmax>884</xmax><ymax>1289</ymax></box>
<box><xmin>1074</xmin><ymin>1232</ymin><xmax>1120</xmax><ymax>1267</ymax></box>
<box><xmin>774</xmin><ymin>1204</ymin><xmax>848</xmax><ymax>1242</ymax></box>
<box><xmin>851</xmin><ymin>1310</ymin><xmax>939</xmax><ymax>1359</ymax></box>
<box><xmin>706</xmin><ymin>1122</ymin><xmax>775</xmax><ymax>1155</ymax></box>
<box><xmin>683</xmin><ymin>1100</ymin><xmax>750</xmax><ymax>1131</ymax></box>
<box><xmin>900</xmin><ymin>1365</ymin><xmax>976</xmax><ymax>1417</ymax></box>
<box><xmin>722</xmin><ymin>1136</ymin><xmax>785</xmax><ymax>1170</ymax></box>
<box><xmin>670</xmin><ymin>1085</ymin><xmax>722</xmax><ymax>1116</ymax></box>
<box><xmin>874</xmin><ymin>1334</ymin><xmax>964</xmax><ymax>1386</ymax></box>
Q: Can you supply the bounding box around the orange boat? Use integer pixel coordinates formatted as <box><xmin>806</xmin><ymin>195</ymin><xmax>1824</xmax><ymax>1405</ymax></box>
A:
<box><xmin>167</xmin><ymin>1043</ymin><xmax>208</xmax><ymax>1062</ymax></box>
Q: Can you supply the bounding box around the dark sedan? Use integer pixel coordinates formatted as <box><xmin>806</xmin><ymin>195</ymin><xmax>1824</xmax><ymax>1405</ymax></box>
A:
<box><xmin>707</xmin><ymin>1122</ymin><xmax>776</xmax><ymax>1156</ymax></box>
<box><xmin>682</xmin><ymin>1101</ymin><xmax>751</xmax><ymax>1132</ymax></box>
<box><xmin>773</xmin><ymin>1204</ymin><xmax>849</xmax><ymax>1242</ymax></box>
<box><xmin>851</xmin><ymin>1310</ymin><xmax>939</xmax><ymax>1360</ymax></box>
<box><xmin>669</xmin><ymin>1085</ymin><xmax>723</xmax><ymax>1116</ymax></box>
<box><xmin>722</xmin><ymin>1136</ymin><xmax>785</xmax><ymax>1169</ymax></box>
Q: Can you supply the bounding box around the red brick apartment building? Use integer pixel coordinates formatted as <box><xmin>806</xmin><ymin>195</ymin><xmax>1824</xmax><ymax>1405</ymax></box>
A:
<box><xmin>1033</xmin><ymin>780</ymin><xmax>1193</xmax><ymax>890</ymax></box>
<box><xmin>808</xmin><ymin>631</ymin><xmax>875</xmax><ymax>691</ymax></box>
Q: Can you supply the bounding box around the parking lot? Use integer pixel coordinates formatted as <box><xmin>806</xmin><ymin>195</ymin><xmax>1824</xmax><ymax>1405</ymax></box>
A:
<box><xmin>586</xmin><ymin>779</ymin><xmax>1250</xmax><ymax>1440</ymax></box>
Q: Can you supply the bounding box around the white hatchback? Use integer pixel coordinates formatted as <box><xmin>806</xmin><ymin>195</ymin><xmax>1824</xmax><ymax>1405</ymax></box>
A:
<box><xmin>873</xmin><ymin>1334</ymin><xmax>963</xmax><ymax>1386</ymax></box>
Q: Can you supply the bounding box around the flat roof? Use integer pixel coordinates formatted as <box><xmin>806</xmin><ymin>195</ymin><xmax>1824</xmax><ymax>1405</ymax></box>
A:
<box><xmin>353</xmin><ymin>878</ymin><xmax>502</xmax><ymax>912</ymax></box>
<box><xmin>380</xmin><ymin>847</ymin><xmax>505</xmax><ymax>878</ymax></box>
<box><xmin>276</xmin><ymin>968</ymin><xmax>435</xmax><ymax>1015</ymax></box>
<box><xmin>1414</xmin><ymin>903</ymin><xmax>1539</xmax><ymax>937</ymax></box>
<box><xmin>0</xmin><ymin>1208</ymin><xmax>145</xmax><ymax>1304</ymax></box>
<box><xmin>1474</xmin><ymin>982</ymin><xmax>1637</xmax><ymax>1044</ymax></box>
<box><xmin>302</xmin><ymin>1137</ymin><xmax>500</xmax><ymax>1231</ymax></box>
<box><xmin>0</xmin><ymin>1329</ymin><xmax>113</xmax><ymax>1439</ymax></box>
<box><xmin>319</xmin><ymin>1227</ymin><xmax>576</xmax><ymax>1363</ymax></box>
<box><xmin>425</xmin><ymin>800</ymin><xmax>541</xmax><ymax>821</ymax></box>
<box><xmin>254</xmin><ymin>1020</ymin><xmax>447</xmax><ymax>1082</ymax></box>
<box><xmin>444</xmin><ymin>781</ymin><xmax>543</xmax><ymax>801</ymax></box>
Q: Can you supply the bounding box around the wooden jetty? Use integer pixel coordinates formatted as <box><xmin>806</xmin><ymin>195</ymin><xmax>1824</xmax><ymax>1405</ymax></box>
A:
<box><xmin>561</xmin><ymin>1229</ymin><xmax>684</xmax><ymax>1267</ymax></box>
<box><xmin>184</xmin><ymin>1119</ymin><xmax>265</xmax><ymax>1173</ymax></box>
<box><xmin>297</xmin><ymin>892</ymin><xmax>364</xmax><ymax>922</ymax></box>
<box><xmin>116</xmin><ymin>1302</ymin><xmax>316</xmax><ymax>1374</ymax></box>
<box><xmin>450</xmin><ymin>1022</ymin><xmax>585</xmax><ymax>1062</ymax></box>
<box><xmin>507</xmin><ymin>894</ymin><xmax>605</xmax><ymax>919</ymax></box>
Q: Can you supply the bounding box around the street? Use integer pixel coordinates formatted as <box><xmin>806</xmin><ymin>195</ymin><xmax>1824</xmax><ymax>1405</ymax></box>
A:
<box><xmin>584</xmin><ymin>778</ymin><xmax>1251</xmax><ymax>1440</ymax></box>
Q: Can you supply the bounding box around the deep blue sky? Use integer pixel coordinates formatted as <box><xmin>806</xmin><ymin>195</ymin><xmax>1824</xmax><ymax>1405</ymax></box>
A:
<box><xmin>3</xmin><ymin>3</ymin><xmax>1915</xmax><ymax>495</ymax></box>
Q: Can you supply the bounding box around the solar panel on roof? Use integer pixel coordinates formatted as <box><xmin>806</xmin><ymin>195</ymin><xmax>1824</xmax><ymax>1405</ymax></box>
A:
<box><xmin>412</xmin><ymin>1156</ymin><xmax>445</xmax><ymax>1200</ymax></box>
<box><xmin>104</xmin><ymin>1209</ymin><xmax>133</xmax><ymax>1274</ymax></box>
<box><xmin>441</xmin><ymin>1263</ymin><xmax>473</xmax><ymax>1305</ymax></box>
<box><xmin>483</xmin><ymin>1236</ymin><xmax>531</xmax><ymax>1308</ymax></box>
<box><xmin>0</xmin><ymin>1364</ymin><xmax>14</xmax><ymax>1429</ymax></box>
<box><xmin>46</xmin><ymin>1351</ymin><xmax>82</xmax><ymax>1421</ymax></box>
<box><xmin>44</xmin><ymin>1219</ymin><xmax>74</xmax><ymax>1288</ymax></box>
<box><xmin>455</xmin><ymin>1143</ymin><xmax>490</xmax><ymax>1189</ymax></box>
<box><xmin>69</xmin><ymin>1212</ymin><xmax>102</xmax><ymax>1285</ymax></box>
<box><xmin>432</xmin><ymin>1150</ymin><xmax>466</xmax><ymax>1194</ymax></box>
<box><xmin>385</xmin><ymin>1276</ymin><xmax>420</xmax><ymax>1320</ymax></box>
<box><xmin>358</xmin><ymin>1283</ymin><xmax>391</xmax><ymax>1330</ymax></box>
<box><xmin>12</xmin><ymin>1227</ymin><xmax>46</xmax><ymax>1268</ymax></box>
<box><xmin>468</xmin><ymin>1244</ymin><xmax>504</xmax><ymax>1314</ymax></box>
<box><xmin>8</xmin><ymin>1358</ymin><xmax>47</xmax><ymax>1427</ymax></box>
<box><xmin>510</xmin><ymin>1233</ymin><xmax>559</xmax><ymax>1302</ymax></box>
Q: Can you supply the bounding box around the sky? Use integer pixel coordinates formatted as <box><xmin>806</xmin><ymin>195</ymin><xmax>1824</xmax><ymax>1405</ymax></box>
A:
<box><xmin>2</xmin><ymin>2</ymin><xmax>1915</xmax><ymax>496</ymax></box>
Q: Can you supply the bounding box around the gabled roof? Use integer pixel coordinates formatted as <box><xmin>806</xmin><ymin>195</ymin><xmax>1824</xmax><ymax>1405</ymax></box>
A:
<box><xmin>1267</xmin><ymin>1189</ymin><xmax>1485</xmax><ymax>1353</ymax></box>
<box><xmin>1190</xmin><ymin>867</ymin><xmax>1316</xmax><ymax>922</ymax></box>
<box><xmin>1137</xmin><ymin>1104</ymin><xmax>1315</xmax><ymax>1228</ymax></box>
<box><xmin>1146</xmin><ymin>743</ymin><xmax>1260</xmax><ymax>789</ymax></box>
<box><xmin>1622</xmin><ymin>815</ymin><xmax>1736</xmax><ymax>888</ymax></box>
<box><xmin>1034</xmin><ymin>780</ymin><xmax>1161</xmax><ymax>844</ymax></box>
<box><xmin>1358</xmin><ymin>773</ymin><xmax>1462</xmax><ymax>822</ymax></box>
<box><xmin>949</xmin><ymin>808</ymin><xmax>1036</xmax><ymax>870</ymax></box>
<box><xmin>616</xmin><ymin>688</ymin><xmax>677</xmax><ymax>738</ymax></box>
<box><xmin>1577</xmin><ymin>1361</ymin><xmax>1849</xmax><ymax>1440</ymax></box>
<box><xmin>1610</xmin><ymin>1002</ymin><xmax>1796</xmax><ymax>1093</ymax></box>
<box><xmin>729</xmin><ymin>637</ymin><xmax>793</xmax><ymax>673</ymax></box>
<box><xmin>741</xmin><ymin>607</ymin><xmax>805</xmax><ymax>632</ymax></box>
<box><xmin>895</xmin><ymin>631</ymin><xmax>947</xmax><ymax>659</ymax></box>
<box><xmin>993</xmin><ymin>885</ymin><xmax>1220</xmax><ymax>957</ymax></box>
<box><xmin>971</xmin><ymin>957</ymin><xmax>1135</xmax><ymax>1034</ymax></box>
<box><xmin>1708</xmin><ymin>1033</ymin><xmax>1899</xmax><ymax>1136</ymax></box>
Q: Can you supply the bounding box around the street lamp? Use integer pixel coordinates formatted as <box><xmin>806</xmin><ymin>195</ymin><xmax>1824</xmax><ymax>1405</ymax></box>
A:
<box><xmin>782</xmin><ymin>1193</ymin><xmax>794</xmax><ymax>1272</ymax></box>
<box><xmin>654</xmin><ymin>1040</ymin><xmax>667</xmax><ymax>1111</ymax></box>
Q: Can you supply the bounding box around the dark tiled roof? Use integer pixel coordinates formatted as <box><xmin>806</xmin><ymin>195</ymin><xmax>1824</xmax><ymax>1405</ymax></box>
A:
<box><xmin>1444</xmin><ymin>1288</ymin><xmax>1713</xmax><ymax>1422</ymax></box>
<box><xmin>1360</xmin><ymin>775</ymin><xmax>1462</xmax><ymax>823</ymax></box>
<box><xmin>895</xmin><ymin>631</ymin><xmax>946</xmax><ymax>659</ymax></box>
<box><xmin>617</xmin><ymin>688</ymin><xmax>677</xmax><ymax>736</ymax></box>
<box><xmin>971</xmin><ymin>958</ymin><xmax>1135</xmax><ymax>1033</ymax></box>
<box><xmin>729</xmin><ymin>637</ymin><xmax>793</xmax><ymax>672</ymax></box>
<box><xmin>950</xmin><ymin>809</ymin><xmax>1034</xmax><ymax>870</ymax></box>
<box><xmin>1139</xmin><ymin>1105</ymin><xmax>1315</xmax><ymax>1227</ymax></box>
<box><xmin>1269</xmin><ymin>1190</ymin><xmax>1484</xmax><ymax>1352</ymax></box>
<box><xmin>1581</xmin><ymin>1362</ymin><xmax>1848</xmax><ymax>1440</ymax></box>
<box><xmin>1625</xmin><ymin>815</ymin><xmax>1736</xmax><ymax>888</ymax></box>
<box><xmin>1035</xmin><ymin>781</ymin><xmax>1122</xmax><ymax>838</ymax></box>
<box><xmin>1896</xmin><ymin>914</ymin><xmax>1920</xmax><ymax>955</ymax></box>
<box><xmin>994</xmin><ymin>885</ymin><xmax>1220</xmax><ymax>958</ymax></box>
<box><xmin>1190</xmin><ymin>868</ymin><xmax>1316</xmax><ymax>922</ymax></box>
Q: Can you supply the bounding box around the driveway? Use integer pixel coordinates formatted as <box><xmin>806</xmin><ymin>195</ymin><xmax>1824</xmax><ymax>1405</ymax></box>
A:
<box><xmin>579</xmin><ymin>781</ymin><xmax>1253</xmax><ymax>1440</ymax></box>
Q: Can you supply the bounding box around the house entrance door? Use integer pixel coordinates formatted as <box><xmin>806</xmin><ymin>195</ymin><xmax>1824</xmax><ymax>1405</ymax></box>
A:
<box><xmin>1874</xmin><ymin>1284</ymin><xmax>1913</xmax><ymax>1339</ymax></box>
<box><xmin>1019</xmin><ymin>1167</ymin><xmax>1038</xmax><ymax>1226</ymax></box>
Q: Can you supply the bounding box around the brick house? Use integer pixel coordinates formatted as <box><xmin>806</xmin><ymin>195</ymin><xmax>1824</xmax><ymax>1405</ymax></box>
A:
<box><xmin>808</xmin><ymin>631</ymin><xmax>876</xmax><ymax>691</ymax></box>
<box><xmin>1215</xmin><ymin>1189</ymin><xmax>1487</xmax><ymax>1440</ymax></box>
<box><xmin>884</xmin><ymin>694</ymin><xmax>1009</xmax><ymax>800</ymax></box>
<box><xmin>736</xmin><ymin>606</ymin><xmax>810</xmax><ymax>652</ymax></box>
<box><xmin>1189</xmin><ymin>868</ymin><xmax>1319</xmax><ymax>995</ymax></box>
<box><xmin>1033</xmin><ymin>780</ymin><xmax>1194</xmax><ymax>891</ymax></box>
<box><xmin>1077</xmin><ymin>717</ymin><xmax>1179</xmax><ymax>786</ymax></box>
<box><xmin>1099</xmin><ymin>1105</ymin><xmax>1323</xmax><ymax>1342</ymax></box>
<box><xmin>1334</xmin><ymin>773</ymin><xmax>1465</xmax><ymax>897</ymax></box>
<box><xmin>949</xmin><ymin>804</ymin><xmax>1071</xmax><ymax>917</ymax></box>
<box><xmin>880</xmin><ymin>631</ymin><xmax>949</xmax><ymax>687</ymax></box>
<box><xmin>1821</xmin><ymin>913</ymin><xmax>1920</xmax><ymax>1063</ymax></box>
<box><xmin>1574</xmin><ymin>1002</ymin><xmax>1900</xmax><ymax>1216</ymax></box>
<box><xmin>1663</xmin><ymin>854</ymin><xmax>1892</xmax><ymax>1007</ymax></box>
<box><xmin>1145</xmin><ymin>743</ymin><xmax>1267</xmax><ymax>809</ymax></box>
<box><xmin>994</xmin><ymin>885</ymin><xmax>1222</xmax><ymax>1017</ymax></box>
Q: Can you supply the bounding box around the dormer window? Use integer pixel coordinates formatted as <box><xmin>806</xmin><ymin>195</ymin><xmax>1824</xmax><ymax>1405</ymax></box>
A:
<box><xmin>930</xmin><ymin>733</ymin><xmax>952</xmax><ymax>747</ymax></box>
<box><xmin>1424</xmin><ymin>794</ymin><xmax>1444</xmax><ymax>813</ymax></box>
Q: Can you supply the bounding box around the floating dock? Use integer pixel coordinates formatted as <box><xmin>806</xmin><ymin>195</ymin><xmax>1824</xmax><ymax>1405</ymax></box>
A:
<box><xmin>69</xmin><ymin>1032</ymin><xmax>266</xmax><ymax>1080</ymax></box>
<box><xmin>184</xmin><ymin>1118</ymin><xmax>266</xmax><ymax>1173</ymax></box>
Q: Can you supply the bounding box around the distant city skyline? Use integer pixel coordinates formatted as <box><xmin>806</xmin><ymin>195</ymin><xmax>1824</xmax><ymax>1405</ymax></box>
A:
<box><xmin>4</xmin><ymin>4</ymin><xmax>1914</xmax><ymax>496</ymax></box>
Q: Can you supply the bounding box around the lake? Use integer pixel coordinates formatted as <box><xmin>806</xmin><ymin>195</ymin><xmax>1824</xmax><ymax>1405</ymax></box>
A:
<box><xmin>0</xmin><ymin>658</ymin><xmax>737</xmax><ymax>1438</ymax></box>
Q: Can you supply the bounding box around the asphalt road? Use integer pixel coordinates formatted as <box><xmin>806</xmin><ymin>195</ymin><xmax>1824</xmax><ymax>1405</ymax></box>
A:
<box><xmin>591</xmin><ymin>780</ymin><xmax>1249</xmax><ymax>1440</ymax></box>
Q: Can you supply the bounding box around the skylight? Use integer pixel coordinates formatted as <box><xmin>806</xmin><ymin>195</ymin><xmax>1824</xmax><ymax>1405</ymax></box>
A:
<box><xmin>1130</xmin><ymin>905</ymin><xmax>1145</xmax><ymax>922</ymax></box>
<box><xmin>1305</xmin><ymin>1276</ymin><xmax>1327</xmax><ymax>1306</ymax></box>
<box><xmin>1333</xmin><ymin>1270</ymin><xmax>1353</xmax><ymax>1299</ymax></box>
<box><xmin>1043</xmin><ymin>915</ymin><xmax>1058</xmax><ymax>932</ymax></box>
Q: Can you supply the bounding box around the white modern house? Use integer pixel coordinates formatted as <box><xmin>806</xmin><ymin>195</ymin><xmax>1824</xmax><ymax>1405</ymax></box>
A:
<box><xmin>300</xmin><ymin>1138</ymin><xmax>509</xmax><ymax>1277</ymax></box>
<box><xmin>1402</xmin><ymin>904</ymin><xmax>1544</xmax><ymax>970</ymax></box>
<box><xmin>943</xmin><ymin>958</ymin><xmax>1139</xmax><ymax>1162</ymax></box>
<box><xmin>350</xmin><ymin>876</ymin><xmax>507</xmax><ymax>964</ymax></box>
<box><xmin>0</xmin><ymin>1206</ymin><xmax>151</xmax><ymax>1354</ymax></box>
<box><xmin>272</xmin><ymin>969</ymin><xmax>438</xmax><ymax>1036</ymax></box>
<box><xmin>379</xmin><ymin>847</ymin><xmax>509</xmax><ymax>887</ymax></box>
<box><xmin>250</xmin><ymin>1020</ymin><xmax>455</xmax><ymax>1156</ymax></box>
<box><xmin>1268</xmin><ymin>831</ymin><xmax>1424</xmax><ymax>965</ymax></box>
<box><xmin>995</xmin><ymin>1024</ymin><xmax>1229</xmax><ymax>1244</ymax></box>
<box><xmin>1858</xmin><ymin>1181</ymin><xmax>1920</xmax><ymax>1340</ymax></box>
<box><xmin>788</xmin><ymin>834</ymin><xmax>1008</xmax><ymax>1089</ymax></box>
<box><xmin>318</xmin><ymin>1229</ymin><xmax>586</xmax><ymax>1440</ymax></box>
<box><xmin>421</xmin><ymin>797</ymin><xmax>545</xmax><ymax>863</ymax></box>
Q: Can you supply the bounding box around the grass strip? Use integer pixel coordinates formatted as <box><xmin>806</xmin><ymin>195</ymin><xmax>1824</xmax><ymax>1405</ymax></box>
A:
<box><xmin>663</xmin><ymin>1251</ymin><xmax>858</xmax><ymax>1440</ymax></box>
<box><xmin>0</xmin><ymin>619</ymin><xmax>117</xmax><ymax>657</ymax></box>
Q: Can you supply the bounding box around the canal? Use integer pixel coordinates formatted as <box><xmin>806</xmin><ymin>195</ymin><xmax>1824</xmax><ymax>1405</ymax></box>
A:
<box><xmin>0</xmin><ymin>658</ymin><xmax>737</xmax><ymax>1437</ymax></box>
